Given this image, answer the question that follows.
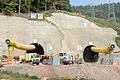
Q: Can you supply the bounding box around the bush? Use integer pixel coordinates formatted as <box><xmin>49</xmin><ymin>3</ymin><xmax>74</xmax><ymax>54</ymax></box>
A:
<box><xmin>30</xmin><ymin>75</ymin><xmax>39</xmax><ymax>79</ymax></box>
<box><xmin>80</xmin><ymin>78</ymin><xmax>88</xmax><ymax>80</ymax></box>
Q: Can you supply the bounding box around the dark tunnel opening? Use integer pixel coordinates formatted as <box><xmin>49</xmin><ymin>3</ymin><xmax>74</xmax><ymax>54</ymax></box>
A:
<box><xmin>83</xmin><ymin>45</ymin><xmax>99</xmax><ymax>62</ymax></box>
<box><xmin>26</xmin><ymin>43</ymin><xmax>44</xmax><ymax>55</ymax></box>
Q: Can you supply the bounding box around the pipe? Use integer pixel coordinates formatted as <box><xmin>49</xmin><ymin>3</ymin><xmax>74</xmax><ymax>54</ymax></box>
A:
<box><xmin>5</xmin><ymin>39</ymin><xmax>36</xmax><ymax>50</ymax></box>
<box><xmin>91</xmin><ymin>47</ymin><xmax>109</xmax><ymax>54</ymax></box>
<box><xmin>5</xmin><ymin>39</ymin><xmax>44</xmax><ymax>55</ymax></box>
<box><xmin>83</xmin><ymin>44</ymin><xmax>115</xmax><ymax>62</ymax></box>
<box><xmin>91</xmin><ymin>44</ymin><xmax>115</xmax><ymax>54</ymax></box>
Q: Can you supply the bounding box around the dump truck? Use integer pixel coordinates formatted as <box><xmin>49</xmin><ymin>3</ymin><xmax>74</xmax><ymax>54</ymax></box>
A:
<box><xmin>19</xmin><ymin>53</ymin><xmax>40</xmax><ymax>65</ymax></box>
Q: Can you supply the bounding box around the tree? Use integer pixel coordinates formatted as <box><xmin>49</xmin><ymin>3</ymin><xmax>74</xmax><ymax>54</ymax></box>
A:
<box><xmin>0</xmin><ymin>0</ymin><xmax>72</xmax><ymax>14</ymax></box>
<box><xmin>2</xmin><ymin>0</ymin><xmax>18</xmax><ymax>15</ymax></box>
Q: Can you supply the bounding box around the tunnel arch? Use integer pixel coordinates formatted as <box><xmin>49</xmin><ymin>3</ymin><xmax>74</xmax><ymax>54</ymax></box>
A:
<box><xmin>83</xmin><ymin>45</ymin><xmax>99</xmax><ymax>62</ymax></box>
<box><xmin>26</xmin><ymin>43</ymin><xmax>44</xmax><ymax>55</ymax></box>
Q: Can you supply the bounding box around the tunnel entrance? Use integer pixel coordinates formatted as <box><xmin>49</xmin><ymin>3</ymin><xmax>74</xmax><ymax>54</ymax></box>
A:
<box><xmin>83</xmin><ymin>45</ymin><xmax>99</xmax><ymax>62</ymax></box>
<box><xmin>27</xmin><ymin>43</ymin><xmax>44</xmax><ymax>55</ymax></box>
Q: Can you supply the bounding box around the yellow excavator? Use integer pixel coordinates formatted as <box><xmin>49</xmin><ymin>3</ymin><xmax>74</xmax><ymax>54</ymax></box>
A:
<box><xmin>83</xmin><ymin>44</ymin><xmax>115</xmax><ymax>64</ymax></box>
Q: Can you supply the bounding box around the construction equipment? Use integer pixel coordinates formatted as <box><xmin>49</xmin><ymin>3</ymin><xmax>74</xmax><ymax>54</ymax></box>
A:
<box><xmin>59</xmin><ymin>53</ymin><xmax>73</xmax><ymax>65</ymax></box>
<box><xmin>20</xmin><ymin>53</ymin><xmax>40</xmax><ymax>65</ymax></box>
<box><xmin>5</xmin><ymin>39</ymin><xmax>44</xmax><ymax>65</ymax></box>
<box><xmin>5</xmin><ymin>39</ymin><xmax>44</xmax><ymax>55</ymax></box>
<box><xmin>41</xmin><ymin>53</ymin><xmax>73</xmax><ymax>65</ymax></box>
<box><xmin>83</xmin><ymin>44</ymin><xmax>115</xmax><ymax>64</ymax></box>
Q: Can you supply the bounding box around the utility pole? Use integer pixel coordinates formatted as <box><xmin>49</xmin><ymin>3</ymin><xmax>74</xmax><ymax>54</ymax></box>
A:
<box><xmin>91</xmin><ymin>6</ymin><xmax>95</xmax><ymax>17</ymax></box>
<box><xmin>85</xmin><ymin>0</ymin><xmax>102</xmax><ymax>18</ymax></box>
<box><xmin>85</xmin><ymin>6</ymin><xmax>102</xmax><ymax>18</ymax></box>
<box><xmin>19</xmin><ymin>0</ymin><xmax>21</xmax><ymax>15</ymax></box>
<box><xmin>108</xmin><ymin>0</ymin><xmax>116</xmax><ymax>22</ymax></box>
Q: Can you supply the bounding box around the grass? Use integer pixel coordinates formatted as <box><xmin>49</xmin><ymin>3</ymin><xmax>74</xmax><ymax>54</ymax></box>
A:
<box><xmin>0</xmin><ymin>71</ymin><xmax>91</xmax><ymax>80</ymax></box>
<box><xmin>0</xmin><ymin>71</ymin><xmax>40</xmax><ymax>80</ymax></box>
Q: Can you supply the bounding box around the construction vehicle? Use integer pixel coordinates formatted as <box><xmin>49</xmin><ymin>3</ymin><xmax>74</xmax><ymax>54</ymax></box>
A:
<box><xmin>40</xmin><ymin>53</ymin><xmax>73</xmax><ymax>65</ymax></box>
<box><xmin>48</xmin><ymin>53</ymin><xmax>73</xmax><ymax>65</ymax></box>
<box><xmin>19</xmin><ymin>53</ymin><xmax>40</xmax><ymax>65</ymax></box>
<box><xmin>59</xmin><ymin>53</ymin><xmax>73</xmax><ymax>64</ymax></box>
<box><xmin>26</xmin><ymin>53</ymin><xmax>40</xmax><ymax>65</ymax></box>
<box><xmin>83</xmin><ymin>44</ymin><xmax>115</xmax><ymax>64</ymax></box>
<box><xmin>5</xmin><ymin>39</ymin><xmax>44</xmax><ymax>65</ymax></box>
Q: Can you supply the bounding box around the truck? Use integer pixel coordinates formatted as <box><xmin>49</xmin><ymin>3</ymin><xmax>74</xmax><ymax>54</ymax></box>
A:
<box><xmin>59</xmin><ymin>53</ymin><xmax>73</xmax><ymax>65</ymax></box>
<box><xmin>19</xmin><ymin>53</ymin><xmax>40</xmax><ymax>65</ymax></box>
<box><xmin>5</xmin><ymin>39</ymin><xmax>42</xmax><ymax>65</ymax></box>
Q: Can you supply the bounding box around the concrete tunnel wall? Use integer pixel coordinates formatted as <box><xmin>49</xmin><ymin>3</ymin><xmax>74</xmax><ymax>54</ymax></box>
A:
<box><xmin>0</xmin><ymin>13</ymin><xmax>119</xmax><ymax>59</ymax></box>
<box><xmin>0</xmin><ymin>15</ymin><xmax>62</xmax><ymax>56</ymax></box>
<box><xmin>46</xmin><ymin>13</ymin><xmax>119</xmax><ymax>58</ymax></box>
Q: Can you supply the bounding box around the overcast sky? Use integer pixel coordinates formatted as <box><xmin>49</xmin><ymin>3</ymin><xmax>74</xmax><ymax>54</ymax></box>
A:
<box><xmin>70</xmin><ymin>0</ymin><xmax>120</xmax><ymax>6</ymax></box>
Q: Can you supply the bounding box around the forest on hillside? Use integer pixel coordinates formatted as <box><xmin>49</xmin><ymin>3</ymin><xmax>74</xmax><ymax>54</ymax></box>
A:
<box><xmin>71</xmin><ymin>3</ymin><xmax>120</xmax><ymax>22</ymax></box>
<box><xmin>0</xmin><ymin>0</ymin><xmax>120</xmax><ymax>23</ymax></box>
<box><xmin>0</xmin><ymin>0</ymin><xmax>71</xmax><ymax>15</ymax></box>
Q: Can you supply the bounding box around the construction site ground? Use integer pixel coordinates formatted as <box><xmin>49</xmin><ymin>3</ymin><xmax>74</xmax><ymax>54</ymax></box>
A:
<box><xmin>0</xmin><ymin>63</ymin><xmax>120</xmax><ymax>80</ymax></box>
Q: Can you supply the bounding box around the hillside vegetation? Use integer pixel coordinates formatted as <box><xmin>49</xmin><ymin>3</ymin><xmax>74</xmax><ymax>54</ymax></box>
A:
<box><xmin>71</xmin><ymin>3</ymin><xmax>120</xmax><ymax>22</ymax></box>
<box><xmin>0</xmin><ymin>71</ymin><xmax>89</xmax><ymax>80</ymax></box>
<box><xmin>0</xmin><ymin>71</ymin><xmax>40</xmax><ymax>80</ymax></box>
<box><xmin>0</xmin><ymin>0</ymin><xmax>71</xmax><ymax>15</ymax></box>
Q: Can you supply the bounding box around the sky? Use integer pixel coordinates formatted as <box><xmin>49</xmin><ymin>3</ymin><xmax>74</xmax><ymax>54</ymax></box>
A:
<box><xmin>70</xmin><ymin>0</ymin><xmax>120</xmax><ymax>6</ymax></box>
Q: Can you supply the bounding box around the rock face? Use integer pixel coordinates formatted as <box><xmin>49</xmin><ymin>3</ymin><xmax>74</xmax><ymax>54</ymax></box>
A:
<box><xmin>0</xmin><ymin>13</ymin><xmax>118</xmax><ymax>57</ymax></box>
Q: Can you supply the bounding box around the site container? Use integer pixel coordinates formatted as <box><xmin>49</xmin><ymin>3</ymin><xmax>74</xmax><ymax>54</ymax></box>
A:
<box><xmin>49</xmin><ymin>56</ymin><xmax>60</xmax><ymax>65</ymax></box>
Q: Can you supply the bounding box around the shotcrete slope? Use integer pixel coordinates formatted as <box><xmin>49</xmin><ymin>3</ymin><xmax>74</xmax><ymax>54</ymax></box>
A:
<box><xmin>0</xmin><ymin>15</ymin><xmax>62</xmax><ymax>55</ymax></box>
<box><xmin>0</xmin><ymin>13</ymin><xmax>118</xmax><ymax>56</ymax></box>
<box><xmin>46</xmin><ymin>13</ymin><xmax>118</xmax><ymax>56</ymax></box>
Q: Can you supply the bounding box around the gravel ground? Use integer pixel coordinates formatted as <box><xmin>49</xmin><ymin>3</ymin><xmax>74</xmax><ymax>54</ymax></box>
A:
<box><xmin>52</xmin><ymin>63</ymin><xmax>120</xmax><ymax>80</ymax></box>
<box><xmin>0</xmin><ymin>63</ymin><xmax>58</xmax><ymax>78</ymax></box>
<box><xmin>1</xmin><ymin>63</ymin><xmax>120</xmax><ymax>80</ymax></box>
